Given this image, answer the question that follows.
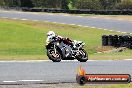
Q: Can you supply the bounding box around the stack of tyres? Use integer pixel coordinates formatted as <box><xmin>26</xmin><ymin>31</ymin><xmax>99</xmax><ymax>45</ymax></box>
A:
<box><xmin>123</xmin><ymin>35</ymin><xmax>129</xmax><ymax>48</ymax></box>
<box><xmin>102</xmin><ymin>35</ymin><xmax>108</xmax><ymax>46</ymax></box>
<box><xmin>126</xmin><ymin>36</ymin><xmax>132</xmax><ymax>49</ymax></box>
<box><xmin>130</xmin><ymin>36</ymin><xmax>132</xmax><ymax>49</ymax></box>
<box><xmin>127</xmin><ymin>43</ymin><xmax>132</xmax><ymax>49</ymax></box>
<box><xmin>102</xmin><ymin>35</ymin><xmax>132</xmax><ymax>49</ymax></box>
<box><xmin>113</xmin><ymin>35</ymin><xmax>119</xmax><ymax>47</ymax></box>
<box><xmin>108</xmin><ymin>35</ymin><xmax>114</xmax><ymax>46</ymax></box>
<box><xmin>118</xmin><ymin>36</ymin><xmax>124</xmax><ymax>47</ymax></box>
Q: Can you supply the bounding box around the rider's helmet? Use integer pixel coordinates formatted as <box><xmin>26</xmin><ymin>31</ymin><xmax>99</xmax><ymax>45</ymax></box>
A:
<box><xmin>47</xmin><ymin>31</ymin><xmax>55</xmax><ymax>39</ymax></box>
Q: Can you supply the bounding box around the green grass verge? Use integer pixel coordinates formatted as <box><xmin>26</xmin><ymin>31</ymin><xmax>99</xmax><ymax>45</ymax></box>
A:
<box><xmin>0</xmin><ymin>18</ymin><xmax>131</xmax><ymax>60</ymax></box>
<box><xmin>74</xmin><ymin>84</ymin><xmax>132</xmax><ymax>88</ymax></box>
<box><xmin>90</xmin><ymin>50</ymin><xmax>132</xmax><ymax>60</ymax></box>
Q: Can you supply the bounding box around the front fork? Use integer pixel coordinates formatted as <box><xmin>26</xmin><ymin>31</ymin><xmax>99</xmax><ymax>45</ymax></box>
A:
<box><xmin>54</xmin><ymin>45</ymin><xmax>57</xmax><ymax>54</ymax></box>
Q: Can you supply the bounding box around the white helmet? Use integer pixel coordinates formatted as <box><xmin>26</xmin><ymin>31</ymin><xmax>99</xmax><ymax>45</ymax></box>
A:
<box><xmin>47</xmin><ymin>31</ymin><xmax>55</xmax><ymax>38</ymax></box>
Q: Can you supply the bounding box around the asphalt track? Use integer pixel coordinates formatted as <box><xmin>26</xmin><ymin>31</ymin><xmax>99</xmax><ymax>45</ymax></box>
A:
<box><xmin>0</xmin><ymin>60</ymin><xmax>132</xmax><ymax>84</ymax></box>
<box><xmin>0</xmin><ymin>11</ymin><xmax>132</xmax><ymax>33</ymax></box>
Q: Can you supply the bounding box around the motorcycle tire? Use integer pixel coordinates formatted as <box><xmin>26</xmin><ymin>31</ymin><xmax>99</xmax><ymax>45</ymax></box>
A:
<box><xmin>77</xmin><ymin>49</ymin><xmax>88</xmax><ymax>62</ymax></box>
<box><xmin>47</xmin><ymin>49</ymin><xmax>62</xmax><ymax>62</ymax></box>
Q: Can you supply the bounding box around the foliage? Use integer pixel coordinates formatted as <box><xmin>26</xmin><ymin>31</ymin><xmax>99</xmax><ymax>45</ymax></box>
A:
<box><xmin>99</xmin><ymin>0</ymin><xmax>121</xmax><ymax>10</ymax></box>
<box><xmin>75</xmin><ymin>0</ymin><xmax>102</xmax><ymax>10</ymax></box>
<box><xmin>1</xmin><ymin>0</ymin><xmax>132</xmax><ymax>10</ymax></box>
<box><xmin>115</xmin><ymin>0</ymin><xmax>132</xmax><ymax>10</ymax></box>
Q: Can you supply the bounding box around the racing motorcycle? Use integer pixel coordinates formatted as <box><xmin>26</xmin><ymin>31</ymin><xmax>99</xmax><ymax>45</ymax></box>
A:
<box><xmin>46</xmin><ymin>39</ymin><xmax>88</xmax><ymax>62</ymax></box>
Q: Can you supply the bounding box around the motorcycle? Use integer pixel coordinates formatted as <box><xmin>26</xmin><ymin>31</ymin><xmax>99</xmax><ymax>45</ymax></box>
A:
<box><xmin>46</xmin><ymin>39</ymin><xmax>88</xmax><ymax>62</ymax></box>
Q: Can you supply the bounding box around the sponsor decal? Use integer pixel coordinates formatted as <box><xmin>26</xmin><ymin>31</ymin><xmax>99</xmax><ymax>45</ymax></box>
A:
<box><xmin>76</xmin><ymin>66</ymin><xmax>131</xmax><ymax>85</ymax></box>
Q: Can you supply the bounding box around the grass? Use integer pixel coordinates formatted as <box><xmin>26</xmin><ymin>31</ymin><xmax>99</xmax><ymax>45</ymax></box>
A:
<box><xmin>74</xmin><ymin>84</ymin><xmax>132</xmax><ymax>88</ymax></box>
<box><xmin>0</xmin><ymin>83</ymin><xmax>132</xmax><ymax>88</ymax></box>
<box><xmin>0</xmin><ymin>18</ymin><xmax>131</xmax><ymax>60</ymax></box>
<box><xmin>90</xmin><ymin>50</ymin><xmax>132</xmax><ymax>60</ymax></box>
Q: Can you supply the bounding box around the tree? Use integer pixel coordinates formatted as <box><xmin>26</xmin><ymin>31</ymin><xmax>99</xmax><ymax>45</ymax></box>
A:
<box><xmin>20</xmin><ymin>0</ymin><xmax>34</xmax><ymax>7</ymax></box>
<box><xmin>2</xmin><ymin>0</ymin><xmax>12</xmax><ymax>6</ymax></box>
<box><xmin>0</xmin><ymin>0</ymin><xmax>5</xmax><ymax>6</ymax></box>
<box><xmin>68</xmin><ymin>0</ymin><xmax>76</xmax><ymax>9</ymax></box>
<box><xmin>115</xmin><ymin>0</ymin><xmax>132</xmax><ymax>10</ymax></box>
<box><xmin>61</xmin><ymin>0</ymin><xmax>69</xmax><ymax>9</ymax></box>
<box><xmin>75</xmin><ymin>0</ymin><xmax>102</xmax><ymax>10</ymax></box>
<box><xmin>99</xmin><ymin>0</ymin><xmax>121</xmax><ymax>10</ymax></box>
<box><xmin>31</xmin><ymin>0</ymin><xmax>62</xmax><ymax>8</ymax></box>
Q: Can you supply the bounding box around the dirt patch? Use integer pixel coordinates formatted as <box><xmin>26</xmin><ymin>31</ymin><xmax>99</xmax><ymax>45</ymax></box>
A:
<box><xmin>96</xmin><ymin>46</ymin><xmax>127</xmax><ymax>53</ymax></box>
<box><xmin>90</xmin><ymin>15</ymin><xmax>132</xmax><ymax>21</ymax></box>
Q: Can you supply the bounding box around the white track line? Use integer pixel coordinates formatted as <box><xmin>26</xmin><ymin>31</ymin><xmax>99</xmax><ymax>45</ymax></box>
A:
<box><xmin>33</xmin><ymin>20</ymin><xmax>39</xmax><ymax>22</ymax></box>
<box><xmin>109</xmin><ymin>30</ymin><xmax>113</xmax><ymax>31</ymax></box>
<box><xmin>2</xmin><ymin>80</ymin><xmax>44</xmax><ymax>83</ymax></box>
<box><xmin>76</xmin><ymin>16</ymin><xmax>83</xmax><ymax>18</ymax></box>
<box><xmin>3</xmin><ymin>81</ymin><xmax>17</xmax><ymax>83</ymax></box>
<box><xmin>1</xmin><ymin>11</ymin><xmax>10</xmax><ymax>12</ymax></box>
<box><xmin>2</xmin><ymin>17</ymin><xmax>9</xmax><ymax>19</ymax></box>
<box><xmin>83</xmin><ymin>26</ymin><xmax>89</xmax><ymax>28</ymax></box>
<box><xmin>17</xmin><ymin>12</ymin><xmax>24</xmax><ymax>14</ymax></box>
<box><xmin>12</xmin><ymin>18</ymin><xmax>19</xmax><ymax>20</ymax></box>
<box><xmin>63</xmin><ymin>15</ymin><xmax>70</xmax><ymax>16</ymax></box>
<box><xmin>103</xmin><ymin>29</ymin><xmax>108</xmax><ymax>30</ymax></box>
<box><xmin>19</xmin><ymin>80</ymin><xmax>43</xmax><ymax>82</ymax></box>
<box><xmin>91</xmin><ymin>27</ymin><xmax>96</xmax><ymax>28</ymax></box>
<box><xmin>124</xmin><ymin>59</ymin><xmax>132</xmax><ymax>60</ymax></box>
<box><xmin>104</xmin><ymin>18</ymin><xmax>111</xmax><ymax>20</ymax></box>
<box><xmin>122</xmin><ymin>32</ymin><xmax>127</xmax><ymax>34</ymax></box>
<box><xmin>60</xmin><ymin>23</ymin><xmax>66</xmax><ymax>25</ymax></box>
<box><xmin>52</xmin><ymin>22</ymin><xmax>57</xmax><ymax>23</ymax></box>
<box><xmin>117</xmin><ymin>19</ymin><xmax>123</xmax><ymax>21</ymax></box>
<box><xmin>117</xmin><ymin>31</ymin><xmax>121</xmax><ymax>33</ymax></box>
<box><xmin>0</xmin><ymin>60</ymin><xmax>50</xmax><ymax>63</ymax></box>
<box><xmin>91</xmin><ymin>17</ymin><xmax>98</xmax><ymax>18</ymax></box>
<box><xmin>77</xmin><ymin>25</ymin><xmax>83</xmax><ymax>27</ymax></box>
<box><xmin>69</xmin><ymin>24</ymin><xmax>76</xmax><ymax>26</ymax></box>
<box><xmin>98</xmin><ymin>28</ymin><xmax>103</xmax><ymax>30</ymax></box>
<box><xmin>21</xmin><ymin>19</ymin><xmax>28</xmax><ymax>21</ymax></box>
<box><xmin>44</xmin><ymin>21</ymin><xmax>50</xmax><ymax>22</ymax></box>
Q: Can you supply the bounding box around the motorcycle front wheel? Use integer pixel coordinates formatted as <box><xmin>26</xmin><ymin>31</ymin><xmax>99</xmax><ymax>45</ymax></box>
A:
<box><xmin>77</xmin><ymin>49</ymin><xmax>88</xmax><ymax>62</ymax></box>
<box><xmin>47</xmin><ymin>49</ymin><xmax>62</xmax><ymax>62</ymax></box>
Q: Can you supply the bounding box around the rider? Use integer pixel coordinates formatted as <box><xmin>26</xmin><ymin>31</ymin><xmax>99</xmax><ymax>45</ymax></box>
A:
<box><xmin>46</xmin><ymin>31</ymin><xmax>73</xmax><ymax>46</ymax></box>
